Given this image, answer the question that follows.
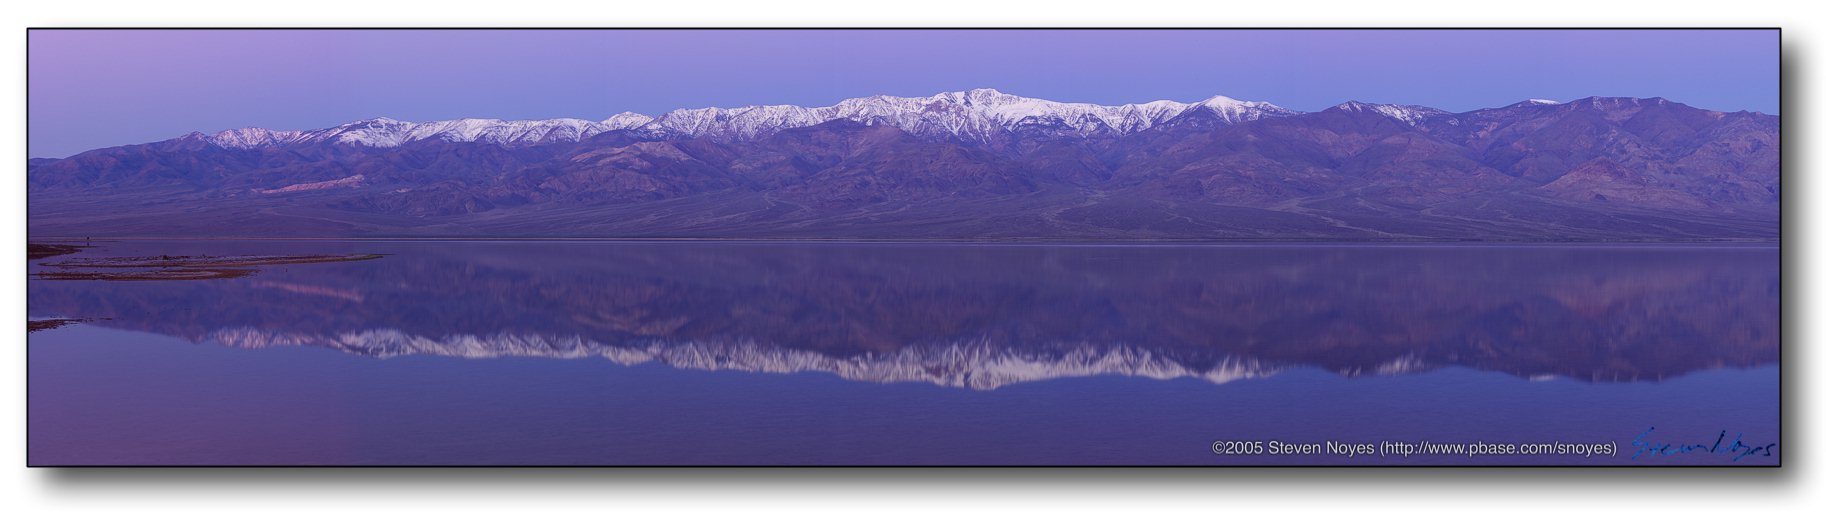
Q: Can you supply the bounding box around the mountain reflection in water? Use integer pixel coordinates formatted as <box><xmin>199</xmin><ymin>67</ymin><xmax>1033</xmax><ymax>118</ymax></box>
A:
<box><xmin>28</xmin><ymin>241</ymin><xmax>1778</xmax><ymax>389</ymax></box>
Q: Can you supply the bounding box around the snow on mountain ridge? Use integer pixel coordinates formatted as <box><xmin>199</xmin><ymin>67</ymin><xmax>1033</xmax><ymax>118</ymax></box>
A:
<box><xmin>640</xmin><ymin>104</ymin><xmax>829</xmax><ymax>140</ymax></box>
<box><xmin>203</xmin><ymin>89</ymin><xmax>1302</xmax><ymax>149</ymax></box>
<box><xmin>636</xmin><ymin>88</ymin><xmax>1303</xmax><ymax>143</ymax></box>
<box><xmin>206</xmin><ymin>127</ymin><xmax>311</xmax><ymax>148</ymax></box>
<box><xmin>208</xmin><ymin>115</ymin><xmax>658</xmax><ymax>149</ymax></box>
<box><xmin>1332</xmin><ymin>101</ymin><xmax>1452</xmax><ymax>126</ymax></box>
<box><xmin>602</xmin><ymin>112</ymin><xmax>655</xmax><ymax>130</ymax></box>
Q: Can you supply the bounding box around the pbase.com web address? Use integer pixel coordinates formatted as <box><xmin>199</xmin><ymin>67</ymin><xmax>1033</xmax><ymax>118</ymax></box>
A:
<box><xmin>1210</xmin><ymin>440</ymin><xmax>1618</xmax><ymax>458</ymax></box>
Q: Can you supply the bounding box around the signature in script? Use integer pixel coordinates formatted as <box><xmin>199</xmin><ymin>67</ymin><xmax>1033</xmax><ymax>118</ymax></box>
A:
<box><xmin>1631</xmin><ymin>427</ymin><xmax>1776</xmax><ymax>462</ymax></box>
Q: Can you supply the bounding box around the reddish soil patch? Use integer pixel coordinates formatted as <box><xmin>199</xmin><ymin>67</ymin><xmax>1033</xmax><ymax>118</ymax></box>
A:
<box><xmin>33</xmin><ymin>253</ymin><xmax>382</xmax><ymax>281</ymax></box>
<box><xmin>28</xmin><ymin>318</ymin><xmax>84</xmax><ymax>332</ymax></box>
<box><xmin>28</xmin><ymin>243</ymin><xmax>86</xmax><ymax>260</ymax></box>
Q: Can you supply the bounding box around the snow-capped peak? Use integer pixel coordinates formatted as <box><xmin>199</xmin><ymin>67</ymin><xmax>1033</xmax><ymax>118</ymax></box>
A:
<box><xmin>1332</xmin><ymin>101</ymin><xmax>1450</xmax><ymax>126</ymax></box>
<box><xmin>1501</xmin><ymin>98</ymin><xmax>1563</xmax><ymax>109</ymax></box>
<box><xmin>1196</xmin><ymin>95</ymin><xmax>1300</xmax><ymax>124</ymax></box>
<box><xmin>640</xmin><ymin>103</ymin><xmax>829</xmax><ymax>140</ymax></box>
<box><xmin>208</xmin><ymin>127</ymin><xmax>308</xmax><ymax>148</ymax></box>
<box><xmin>602</xmin><ymin>112</ymin><xmax>654</xmax><ymax>130</ymax></box>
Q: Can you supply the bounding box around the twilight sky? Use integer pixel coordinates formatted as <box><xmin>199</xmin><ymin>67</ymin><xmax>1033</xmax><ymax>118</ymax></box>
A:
<box><xmin>28</xmin><ymin>29</ymin><xmax>1779</xmax><ymax>158</ymax></box>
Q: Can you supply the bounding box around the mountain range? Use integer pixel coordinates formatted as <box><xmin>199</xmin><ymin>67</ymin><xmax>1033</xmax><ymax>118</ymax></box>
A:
<box><xmin>27</xmin><ymin>89</ymin><xmax>1780</xmax><ymax>240</ymax></box>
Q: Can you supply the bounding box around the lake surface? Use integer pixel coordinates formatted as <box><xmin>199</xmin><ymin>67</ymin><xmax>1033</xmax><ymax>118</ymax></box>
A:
<box><xmin>27</xmin><ymin>241</ymin><xmax>1780</xmax><ymax>465</ymax></box>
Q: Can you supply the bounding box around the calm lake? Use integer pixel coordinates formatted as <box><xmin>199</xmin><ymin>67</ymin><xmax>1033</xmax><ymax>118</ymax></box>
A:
<box><xmin>27</xmin><ymin>241</ymin><xmax>1780</xmax><ymax>465</ymax></box>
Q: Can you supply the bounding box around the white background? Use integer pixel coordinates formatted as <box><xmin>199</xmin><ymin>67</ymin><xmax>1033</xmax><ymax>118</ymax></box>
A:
<box><xmin>2</xmin><ymin>1</ymin><xmax>1818</xmax><ymax>510</ymax></box>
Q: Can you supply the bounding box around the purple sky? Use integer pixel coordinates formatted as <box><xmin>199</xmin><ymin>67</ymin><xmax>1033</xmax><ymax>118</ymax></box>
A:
<box><xmin>28</xmin><ymin>29</ymin><xmax>1778</xmax><ymax>158</ymax></box>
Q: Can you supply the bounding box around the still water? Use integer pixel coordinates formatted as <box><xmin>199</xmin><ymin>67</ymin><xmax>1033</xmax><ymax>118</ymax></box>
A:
<box><xmin>27</xmin><ymin>241</ymin><xmax>1780</xmax><ymax>465</ymax></box>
